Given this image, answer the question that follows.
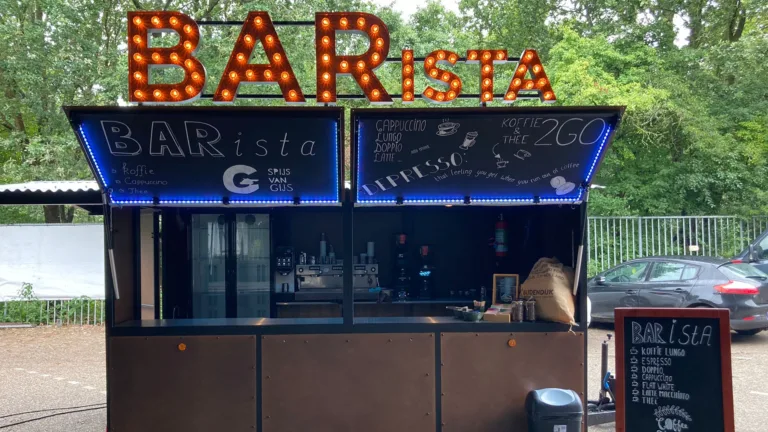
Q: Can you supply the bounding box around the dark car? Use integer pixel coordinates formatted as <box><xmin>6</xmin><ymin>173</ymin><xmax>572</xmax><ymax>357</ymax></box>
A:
<box><xmin>733</xmin><ymin>227</ymin><xmax>768</xmax><ymax>274</ymax></box>
<box><xmin>588</xmin><ymin>256</ymin><xmax>768</xmax><ymax>335</ymax></box>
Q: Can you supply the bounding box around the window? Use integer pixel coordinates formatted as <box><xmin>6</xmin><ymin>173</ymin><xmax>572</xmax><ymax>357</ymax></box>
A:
<box><xmin>758</xmin><ymin>235</ymin><xmax>768</xmax><ymax>259</ymax></box>
<box><xmin>604</xmin><ymin>262</ymin><xmax>649</xmax><ymax>283</ymax></box>
<box><xmin>680</xmin><ymin>265</ymin><xmax>700</xmax><ymax>280</ymax></box>
<box><xmin>720</xmin><ymin>263</ymin><xmax>768</xmax><ymax>280</ymax></box>
<box><xmin>648</xmin><ymin>262</ymin><xmax>686</xmax><ymax>282</ymax></box>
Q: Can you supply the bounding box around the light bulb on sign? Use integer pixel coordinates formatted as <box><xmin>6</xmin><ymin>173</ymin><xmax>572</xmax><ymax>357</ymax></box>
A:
<box><xmin>281</xmin><ymin>71</ymin><xmax>290</xmax><ymax>81</ymax></box>
<box><xmin>169</xmin><ymin>17</ymin><xmax>179</xmax><ymax>26</ymax></box>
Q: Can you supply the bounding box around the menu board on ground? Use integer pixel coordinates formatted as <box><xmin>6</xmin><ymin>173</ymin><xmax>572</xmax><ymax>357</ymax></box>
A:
<box><xmin>351</xmin><ymin>107</ymin><xmax>623</xmax><ymax>203</ymax></box>
<box><xmin>65</xmin><ymin>107</ymin><xmax>343</xmax><ymax>204</ymax></box>
<box><xmin>615</xmin><ymin>308</ymin><xmax>735</xmax><ymax>432</ymax></box>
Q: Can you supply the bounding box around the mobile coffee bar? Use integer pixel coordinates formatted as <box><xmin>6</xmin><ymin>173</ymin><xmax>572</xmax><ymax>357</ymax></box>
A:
<box><xmin>63</xmin><ymin>10</ymin><xmax>625</xmax><ymax>432</ymax></box>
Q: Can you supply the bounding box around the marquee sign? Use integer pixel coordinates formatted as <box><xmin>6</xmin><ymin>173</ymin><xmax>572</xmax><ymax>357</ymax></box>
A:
<box><xmin>127</xmin><ymin>11</ymin><xmax>557</xmax><ymax>105</ymax></box>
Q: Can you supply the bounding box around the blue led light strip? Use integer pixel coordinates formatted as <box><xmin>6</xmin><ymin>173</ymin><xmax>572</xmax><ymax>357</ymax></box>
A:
<box><xmin>356</xmin><ymin>121</ymin><xmax>363</xmax><ymax>203</ymax></box>
<box><xmin>335</xmin><ymin>120</ymin><xmax>340</xmax><ymax>202</ymax></box>
<box><xmin>584</xmin><ymin>125</ymin><xmax>612</xmax><ymax>184</ymax></box>
<box><xmin>78</xmin><ymin>124</ymin><xmax>108</xmax><ymax>188</ymax></box>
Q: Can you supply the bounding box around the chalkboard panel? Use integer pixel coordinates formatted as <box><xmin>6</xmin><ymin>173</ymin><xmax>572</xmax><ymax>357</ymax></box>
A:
<box><xmin>65</xmin><ymin>107</ymin><xmax>343</xmax><ymax>204</ymax></box>
<box><xmin>615</xmin><ymin>308</ymin><xmax>735</xmax><ymax>432</ymax></box>
<box><xmin>352</xmin><ymin>107</ymin><xmax>623</xmax><ymax>204</ymax></box>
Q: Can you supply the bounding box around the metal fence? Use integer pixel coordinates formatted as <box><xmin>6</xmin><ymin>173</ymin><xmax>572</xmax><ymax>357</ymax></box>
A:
<box><xmin>588</xmin><ymin>216</ymin><xmax>768</xmax><ymax>274</ymax></box>
<box><xmin>1</xmin><ymin>299</ymin><xmax>105</xmax><ymax>326</ymax></box>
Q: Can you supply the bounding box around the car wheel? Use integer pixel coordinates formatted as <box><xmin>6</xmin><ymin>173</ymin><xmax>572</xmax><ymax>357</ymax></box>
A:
<box><xmin>735</xmin><ymin>329</ymin><xmax>762</xmax><ymax>336</ymax></box>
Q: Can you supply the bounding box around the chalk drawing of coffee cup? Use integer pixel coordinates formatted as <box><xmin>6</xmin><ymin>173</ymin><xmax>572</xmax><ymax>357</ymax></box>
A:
<box><xmin>459</xmin><ymin>131</ymin><xmax>478</xmax><ymax>150</ymax></box>
<box><xmin>496</xmin><ymin>160</ymin><xmax>509</xmax><ymax>169</ymax></box>
<box><xmin>550</xmin><ymin>176</ymin><xmax>576</xmax><ymax>195</ymax></box>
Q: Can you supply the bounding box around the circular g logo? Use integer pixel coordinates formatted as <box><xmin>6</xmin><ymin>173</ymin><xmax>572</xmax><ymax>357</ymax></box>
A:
<box><xmin>223</xmin><ymin>165</ymin><xmax>260</xmax><ymax>194</ymax></box>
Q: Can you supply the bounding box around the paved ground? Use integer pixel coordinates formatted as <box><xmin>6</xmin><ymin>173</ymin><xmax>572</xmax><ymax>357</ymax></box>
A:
<box><xmin>1</xmin><ymin>325</ymin><xmax>767</xmax><ymax>431</ymax></box>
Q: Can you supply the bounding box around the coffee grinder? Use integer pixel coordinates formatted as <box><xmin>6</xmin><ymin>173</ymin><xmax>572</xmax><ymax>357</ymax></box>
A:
<box><xmin>393</xmin><ymin>234</ymin><xmax>410</xmax><ymax>301</ymax></box>
<box><xmin>273</xmin><ymin>246</ymin><xmax>295</xmax><ymax>293</ymax></box>
<box><xmin>416</xmin><ymin>245</ymin><xmax>434</xmax><ymax>300</ymax></box>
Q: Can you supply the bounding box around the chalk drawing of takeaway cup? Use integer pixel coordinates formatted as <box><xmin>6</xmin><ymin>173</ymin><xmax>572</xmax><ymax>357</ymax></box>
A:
<box><xmin>459</xmin><ymin>131</ymin><xmax>479</xmax><ymax>150</ymax></box>
<box><xmin>550</xmin><ymin>176</ymin><xmax>576</xmax><ymax>195</ymax></box>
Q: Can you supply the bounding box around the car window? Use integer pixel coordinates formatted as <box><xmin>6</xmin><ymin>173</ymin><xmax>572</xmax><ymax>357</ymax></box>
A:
<box><xmin>759</xmin><ymin>235</ymin><xmax>768</xmax><ymax>259</ymax></box>
<box><xmin>604</xmin><ymin>262</ymin><xmax>649</xmax><ymax>283</ymax></box>
<box><xmin>720</xmin><ymin>263</ymin><xmax>768</xmax><ymax>280</ymax></box>
<box><xmin>648</xmin><ymin>262</ymin><xmax>686</xmax><ymax>282</ymax></box>
<box><xmin>681</xmin><ymin>265</ymin><xmax>700</xmax><ymax>280</ymax></box>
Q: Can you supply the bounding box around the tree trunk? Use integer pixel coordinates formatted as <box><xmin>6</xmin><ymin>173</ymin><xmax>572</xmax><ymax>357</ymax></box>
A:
<box><xmin>726</xmin><ymin>0</ymin><xmax>746</xmax><ymax>42</ymax></box>
<box><xmin>687</xmin><ymin>0</ymin><xmax>705</xmax><ymax>48</ymax></box>
<box><xmin>43</xmin><ymin>205</ymin><xmax>76</xmax><ymax>223</ymax></box>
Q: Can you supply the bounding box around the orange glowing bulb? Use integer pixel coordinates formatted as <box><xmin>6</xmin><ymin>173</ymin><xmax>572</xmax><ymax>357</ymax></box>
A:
<box><xmin>451</xmin><ymin>79</ymin><xmax>460</xmax><ymax>89</ymax></box>
<box><xmin>544</xmin><ymin>91</ymin><xmax>553</xmax><ymax>100</ymax></box>
<box><xmin>191</xmin><ymin>72</ymin><xmax>201</xmax><ymax>81</ymax></box>
<box><xmin>132</xmin><ymin>16</ymin><xmax>142</xmax><ymax>26</ymax></box>
<box><xmin>430</xmin><ymin>69</ymin><xmax>438</xmax><ymax>77</ymax></box>
<box><xmin>362</xmin><ymin>74</ymin><xmax>370</xmax><ymax>83</ymax></box>
<box><xmin>273</xmin><ymin>53</ymin><xmax>281</xmax><ymax>62</ymax></box>
<box><xmin>525</xmin><ymin>51</ymin><xmax>534</xmax><ymax>60</ymax></box>
<box><xmin>322</xmin><ymin>36</ymin><xmax>330</xmax><ymax>45</ymax></box>
<box><xmin>468</xmin><ymin>51</ymin><xmax>478</xmax><ymax>60</ymax></box>
<box><xmin>133</xmin><ymin>53</ymin><xmax>143</xmax><ymax>62</ymax></box>
<box><xmin>512</xmin><ymin>78</ymin><xmax>522</xmax><ymax>87</ymax></box>
<box><xmin>133</xmin><ymin>72</ymin><xmax>142</xmax><ymax>80</ymax></box>
<box><xmin>183</xmin><ymin>24</ymin><xmax>193</xmax><ymax>34</ymax></box>
<box><xmin>184</xmin><ymin>59</ymin><xmax>194</xmax><ymax>69</ymax></box>
<box><xmin>289</xmin><ymin>90</ymin><xmax>298</xmax><ymax>100</ymax></box>
<box><xmin>404</xmin><ymin>78</ymin><xmax>412</xmax><ymax>87</ymax></box>
<box><xmin>340</xmin><ymin>61</ymin><xmax>349</xmax><ymax>70</ymax></box>
<box><xmin>404</xmin><ymin>52</ymin><xmax>412</xmax><ymax>61</ymax></box>
<box><xmin>372</xmin><ymin>53</ymin><xmax>380</xmax><ymax>62</ymax></box>
<box><xmin>357</xmin><ymin>60</ymin><xmax>365</xmax><ymax>69</ymax></box>
<box><xmin>151</xmin><ymin>16</ymin><xmax>160</xmax><ymax>26</ymax></box>
<box><xmin>425</xmin><ymin>88</ymin><xmax>434</xmax><ymax>97</ymax></box>
<box><xmin>322</xmin><ymin>91</ymin><xmax>331</xmax><ymax>100</ymax></box>
<box><xmin>322</xmin><ymin>54</ymin><xmax>330</xmax><ymax>62</ymax></box>
<box><xmin>170</xmin><ymin>53</ymin><xmax>179</xmax><ymax>62</ymax></box>
<box><xmin>426</xmin><ymin>57</ymin><xmax>435</xmax><ymax>66</ymax></box>
<box><xmin>222</xmin><ymin>89</ymin><xmax>231</xmax><ymax>99</ymax></box>
<box><xmin>169</xmin><ymin>17</ymin><xmax>179</xmax><ymax>26</ymax></box>
<box><xmin>133</xmin><ymin>90</ymin><xmax>144</xmax><ymax>99</ymax></box>
<box><xmin>404</xmin><ymin>65</ymin><xmax>412</xmax><ymax>74</ymax></box>
<box><xmin>483</xmin><ymin>65</ymin><xmax>491</xmax><ymax>73</ymax></box>
<box><xmin>483</xmin><ymin>92</ymin><xmax>492</xmax><ymax>101</ymax></box>
<box><xmin>506</xmin><ymin>93</ymin><xmax>516</xmax><ymax>100</ymax></box>
<box><xmin>525</xmin><ymin>81</ymin><xmax>534</xmax><ymax>89</ymax></box>
<box><xmin>244</xmin><ymin>34</ymin><xmax>253</xmax><ymax>44</ymax></box>
<box><xmin>151</xmin><ymin>53</ymin><xmax>161</xmax><ymax>62</ymax></box>
<box><xmin>533</xmin><ymin>64</ymin><xmax>542</xmax><ymax>73</ymax></box>
<box><xmin>229</xmin><ymin>71</ymin><xmax>238</xmax><ymax>80</ymax></box>
<box><xmin>132</xmin><ymin>35</ymin><xmax>142</xmax><ymax>44</ymax></box>
<box><xmin>357</xmin><ymin>17</ymin><xmax>365</xmax><ymax>27</ymax></box>
<box><xmin>322</xmin><ymin>72</ymin><xmax>330</xmax><ymax>81</ymax></box>
<box><xmin>340</xmin><ymin>17</ymin><xmax>348</xmax><ymax>27</ymax></box>
<box><xmin>371</xmin><ymin>89</ymin><xmax>380</xmax><ymax>99</ymax></box>
<box><xmin>404</xmin><ymin>91</ymin><xmax>413</xmax><ymax>100</ymax></box>
<box><xmin>321</xmin><ymin>17</ymin><xmax>330</xmax><ymax>27</ymax></box>
<box><xmin>254</xmin><ymin>16</ymin><xmax>264</xmax><ymax>26</ymax></box>
<box><xmin>437</xmin><ymin>92</ymin><xmax>445</xmax><ymax>101</ymax></box>
<box><xmin>449</xmin><ymin>54</ymin><xmax>458</xmax><ymax>63</ymax></box>
<box><xmin>185</xmin><ymin>85</ymin><xmax>195</xmax><ymax>94</ymax></box>
<box><xmin>170</xmin><ymin>89</ymin><xmax>180</xmax><ymax>98</ymax></box>
<box><xmin>246</xmin><ymin>70</ymin><xmax>255</xmax><ymax>79</ymax></box>
<box><xmin>537</xmin><ymin>78</ymin><xmax>547</xmax><ymax>87</ymax></box>
<box><xmin>442</xmin><ymin>72</ymin><xmax>449</xmax><ymax>81</ymax></box>
<box><xmin>376</xmin><ymin>38</ymin><xmax>384</xmax><ymax>48</ymax></box>
<box><xmin>496</xmin><ymin>52</ymin><xmax>505</xmax><ymax>60</ymax></box>
<box><xmin>237</xmin><ymin>53</ymin><xmax>246</xmax><ymax>62</ymax></box>
<box><xmin>183</xmin><ymin>41</ymin><xmax>193</xmax><ymax>50</ymax></box>
<box><xmin>447</xmin><ymin>90</ymin><xmax>456</xmax><ymax>99</ymax></box>
<box><xmin>281</xmin><ymin>71</ymin><xmax>290</xmax><ymax>81</ymax></box>
<box><xmin>483</xmin><ymin>78</ymin><xmax>491</xmax><ymax>87</ymax></box>
<box><xmin>483</xmin><ymin>52</ymin><xmax>491</xmax><ymax>60</ymax></box>
<box><xmin>153</xmin><ymin>89</ymin><xmax>162</xmax><ymax>98</ymax></box>
<box><xmin>371</xmin><ymin>24</ymin><xmax>379</xmax><ymax>33</ymax></box>
<box><xmin>517</xmin><ymin>65</ymin><xmax>527</xmax><ymax>74</ymax></box>
<box><xmin>265</xmin><ymin>35</ymin><xmax>274</xmax><ymax>44</ymax></box>
<box><xmin>264</xmin><ymin>70</ymin><xmax>273</xmax><ymax>79</ymax></box>
<box><xmin>437</xmin><ymin>51</ymin><xmax>446</xmax><ymax>60</ymax></box>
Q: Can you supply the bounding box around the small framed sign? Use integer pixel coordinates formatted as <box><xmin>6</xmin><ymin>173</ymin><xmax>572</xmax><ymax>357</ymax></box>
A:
<box><xmin>615</xmin><ymin>308</ymin><xmax>735</xmax><ymax>432</ymax></box>
<box><xmin>491</xmin><ymin>274</ymin><xmax>519</xmax><ymax>306</ymax></box>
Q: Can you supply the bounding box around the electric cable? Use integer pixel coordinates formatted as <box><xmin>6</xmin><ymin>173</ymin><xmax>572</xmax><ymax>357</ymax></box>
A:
<box><xmin>0</xmin><ymin>403</ymin><xmax>106</xmax><ymax>419</ymax></box>
<box><xmin>0</xmin><ymin>406</ymin><xmax>105</xmax><ymax>429</ymax></box>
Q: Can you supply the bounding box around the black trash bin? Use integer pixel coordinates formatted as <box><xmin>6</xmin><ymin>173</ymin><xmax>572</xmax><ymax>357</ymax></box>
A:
<box><xmin>525</xmin><ymin>388</ymin><xmax>583</xmax><ymax>432</ymax></box>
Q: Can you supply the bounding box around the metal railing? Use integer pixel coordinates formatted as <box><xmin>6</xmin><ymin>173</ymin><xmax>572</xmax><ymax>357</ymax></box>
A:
<box><xmin>1</xmin><ymin>299</ymin><xmax>105</xmax><ymax>326</ymax></box>
<box><xmin>588</xmin><ymin>216</ymin><xmax>768</xmax><ymax>274</ymax></box>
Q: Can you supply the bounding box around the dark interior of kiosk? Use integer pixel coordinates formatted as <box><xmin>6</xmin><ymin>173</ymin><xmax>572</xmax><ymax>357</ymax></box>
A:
<box><xmin>129</xmin><ymin>203</ymin><xmax>584</xmax><ymax>323</ymax></box>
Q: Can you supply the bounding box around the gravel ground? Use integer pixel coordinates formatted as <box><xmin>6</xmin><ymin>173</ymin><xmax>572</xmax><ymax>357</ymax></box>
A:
<box><xmin>1</xmin><ymin>325</ymin><xmax>767</xmax><ymax>431</ymax></box>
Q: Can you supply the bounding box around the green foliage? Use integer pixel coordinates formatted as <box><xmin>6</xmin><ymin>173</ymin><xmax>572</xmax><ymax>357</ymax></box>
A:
<box><xmin>0</xmin><ymin>0</ymin><xmax>765</xmax><ymax>222</ymax></box>
<box><xmin>1</xmin><ymin>284</ymin><xmax>105</xmax><ymax>325</ymax></box>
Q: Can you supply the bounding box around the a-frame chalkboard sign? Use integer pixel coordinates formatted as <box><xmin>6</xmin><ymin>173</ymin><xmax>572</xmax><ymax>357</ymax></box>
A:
<box><xmin>615</xmin><ymin>308</ymin><xmax>735</xmax><ymax>432</ymax></box>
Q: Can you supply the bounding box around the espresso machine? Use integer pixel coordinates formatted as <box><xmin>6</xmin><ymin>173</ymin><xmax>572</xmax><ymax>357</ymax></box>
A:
<box><xmin>416</xmin><ymin>245</ymin><xmax>434</xmax><ymax>300</ymax></box>
<box><xmin>273</xmin><ymin>246</ymin><xmax>295</xmax><ymax>293</ymax></box>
